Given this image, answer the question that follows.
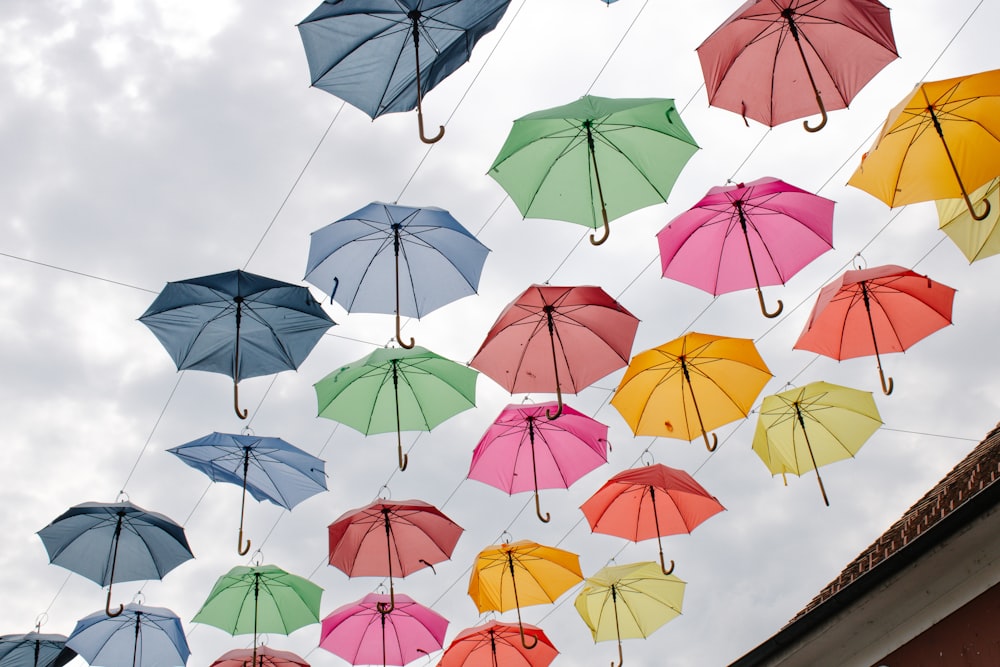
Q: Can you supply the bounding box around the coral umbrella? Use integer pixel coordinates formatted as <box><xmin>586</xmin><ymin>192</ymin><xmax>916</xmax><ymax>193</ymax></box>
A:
<box><xmin>580</xmin><ymin>463</ymin><xmax>725</xmax><ymax>575</ymax></box>
<box><xmin>211</xmin><ymin>646</ymin><xmax>308</xmax><ymax>667</ymax></box>
<box><xmin>438</xmin><ymin>621</ymin><xmax>558</xmax><ymax>667</ymax></box>
<box><xmin>937</xmin><ymin>177</ymin><xmax>1000</xmax><ymax>263</ymax></box>
<box><xmin>468</xmin><ymin>401</ymin><xmax>608</xmax><ymax>523</ymax></box>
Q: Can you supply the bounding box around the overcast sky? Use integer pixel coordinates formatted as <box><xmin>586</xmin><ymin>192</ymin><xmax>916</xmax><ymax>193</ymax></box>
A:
<box><xmin>1</xmin><ymin>1</ymin><xmax>998</xmax><ymax>666</ymax></box>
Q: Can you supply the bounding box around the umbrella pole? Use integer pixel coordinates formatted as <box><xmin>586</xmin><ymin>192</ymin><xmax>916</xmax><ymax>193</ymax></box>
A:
<box><xmin>648</xmin><ymin>488</ymin><xmax>675</xmax><ymax>575</ymax></box>
<box><xmin>924</xmin><ymin>96</ymin><xmax>991</xmax><ymax>220</ymax></box>
<box><xmin>233</xmin><ymin>297</ymin><xmax>249</xmax><ymax>419</ymax></box>
<box><xmin>527</xmin><ymin>418</ymin><xmax>550</xmax><ymax>522</ymax></box>
<box><xmin>132</xmin><ymin>611</ymin><xmax>141</xmax><ymax>667</ymax></box>
<box><xmin>105</xmin><ymin>512</ymin><xmax>125</xmax><ymax>617</ymax></box>
<box><xmin>489</xmin><ymin>629</ymin><xmax>499</xmax><ymax>667</ymax></box>
<box><xmin>585</xmin><ymin>122</ymin><xmax>611</xmax><ymax>246</ymax></box>
<box><xmin>393</xmin><ymin>226</ymin><xmax>415</xmax><ymax>349</ymax></box>
<box><xmin>392</xmin><ymin>362</ymin><xmax>409</xmax><ymax>471</ymax></box>
<box><xmin>795</xmin><ymin>404</ymin><xmax>830</xmax><ymax>506</ymax></box>
<box><xmin>542</xmin><ymin>306</ymin><xmax>564</xmax><ymax>420</ymax></box>
<box><xmin>253</xmin><ymin>573</ymin><xmax>260</xmax><ymax>667</ymax></box>
<box><xmin>380</xmin><ymin>608</ymin><xmax>388</xmax><ymax>667</ymax></box>
<box><xmin>409</xmin><ymin>11</ymin><xmax>444</xmax><ymax>144</ymax></box>
<box><xmin>782</xmin><ymin>9</ymin><xmax>828</xmax><ymax>132</ymax></box>
<box><xmin>378</xmin><ymin>507</ymin><xmax>397</xmax><ymax>614</ymax></box>
<box><xmin>507</xmin><ymin>552</ymin><xmax>538</xmax><ymax>650</ymax></box>
<box><xmin>238</xmin><ymin>448</ymin><xmax>252</xmax><ymax>555</ymax></box>
<box><xmin>860</xmin><ymin>282</ymin><xmax>894</xmax><ymax>395</ymax></box>
<box><xmin>680</xmin><ymin>360</ymin><xmax>718</xmax><ymax>451</ymax></box>
<box><xmin>611</xmin><ymin>586</ymin><xmax>624</xmax><ymax>667</ymax></box>
<box><xmin>735</xmin><ymin>200</ymin><xmax>782</xmax><ymax>318</ymax></box>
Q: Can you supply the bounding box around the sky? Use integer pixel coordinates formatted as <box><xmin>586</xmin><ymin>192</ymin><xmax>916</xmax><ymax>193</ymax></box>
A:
<box><xmin>1</xmin><ymin>1</ymin><xmax>999</xmax><ymax>666</ymax></box>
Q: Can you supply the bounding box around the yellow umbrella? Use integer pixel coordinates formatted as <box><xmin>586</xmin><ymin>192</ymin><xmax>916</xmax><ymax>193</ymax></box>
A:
<box><xmin>848</xmin><ymin>68</ymin><xmax>1000</xmax><ymax>220</ymax></box>
<box><xmin>937</xmin><ymin>176</ymin><xmax>1000</xmax><ymax>263</ymax></box>
<box><xmin>468</xmin><ymin>540</ymin><xmax>582</xmax><ymax>649</ymax></box>
<box><xmin>752</xmin><ymin>381</ymin><xmax>882</xmax><ymax>506</ymax></box>
<box><xmin>574</xmin><ymin>561</ymin><xmax>685</xmax><ymax>667</ymax></box>
<box><xmin>611</xmin><ymin>332</ymin><xmax>772</xmax><ymax>452</ymax></box>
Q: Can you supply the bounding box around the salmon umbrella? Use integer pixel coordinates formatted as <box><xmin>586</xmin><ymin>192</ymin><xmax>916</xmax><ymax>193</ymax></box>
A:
<box><xmin>438</xmin><ymin>621</ymin><xmax>558</xmax><ymax>667</ymax></box>
<box><xmin>793</xmin><ymin>264</ymin><xmax>956</xmax><ymax>395</ymax></box>
<box><xmin>937</xmin><ymin>177</ymin><xmax>1000</xmax><ymax>263</ymax></box>
<box><xmin>211</xmin><ymin>646</ymin><xmax>308</xmax><ymax>667</ymax></box>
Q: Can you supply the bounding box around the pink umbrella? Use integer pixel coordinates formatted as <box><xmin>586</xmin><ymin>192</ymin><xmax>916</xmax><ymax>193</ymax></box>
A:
<box><xmin>657</xmin><ymin>177</ymin><xmax>834</xmax><ymax>317</ymax></box>
<box><xmin>319</xmin><ymin>593</ymin><xmax>448</xmax><ymax>667</ymax></box>
<box><xmin>211</xmin><ymin>646</ymin><xmax>309</xmax><ymax>667</ymax></box>
<box><xmin>468</xmin><ymin>402</ymin><xmax>608</xmax><ymax>523</ymax></box>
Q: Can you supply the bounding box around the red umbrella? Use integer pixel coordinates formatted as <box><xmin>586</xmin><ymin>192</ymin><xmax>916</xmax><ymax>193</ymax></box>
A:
<box><xmin>211</xmin><ymin>646</ymin><xmax>309</xmax><ymax>667</ymax></box>
<box><xmin>470</xmin><ymin>285</ymin><xmax>639</xmax><ymax>419</ymax></box>
<box><xmin>793</xmin><ymin>264</ymin><xmax>956</xmax><ymax>395</ymax></box>
<box><xmin>438</xmin><ymin>621</ymin><xmax>558</xmax><ymax>667</ymax></box>
<box><xmin>696</xmin><ymin>0</ymin><xmax>898</xmax><ymax>131</ymax></box>
<box><xmin>328</xmin><ymin>499</ymin><xmax>463</xmax><ymax>612</ymax></box>
<box><xmin>580</xmin><ymin>464</ymin><xmax>725</xmax><ymax>575</ymax></box>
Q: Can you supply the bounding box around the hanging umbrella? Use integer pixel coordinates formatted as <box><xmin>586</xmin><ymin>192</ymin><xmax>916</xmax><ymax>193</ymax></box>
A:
<box><xmin>696</xmin><ymin>0</ymin><xmax>897</xmax><ymax>131</ymax></box>
<box><xmin>438</xmin><ymin>621</ymin><xmax>558</xmax><ymax>667</ymax></box>
<box><xmin>0</xmin><ymin>633</ymin><xmax>75</xmax><ymax>667</ymax></box>
<box><xmin>936</xmin><ymin>176</ymin><xmax>1000</xmax><ymax>263</ymax></box>
<box><xmin>580</xmin><ymin>463</ymin><xmax>725</xmax><ymax>575</ymax></box>
<box><xmin>328</xmin><ymin>498</ymin><xmax>464</xmax><ymax>613</ymax></box>
<box><xmin>468</xmin><ymin>402</ymin><xmax>608</xmax><ymax>523</ymax></box>
<box><xmin>574</xmin><ymin>562</ymin><xmax>685</xmax><ymax>667</ymax></box>
<box><xmin>657</xmin><ymin>177</ymin><xmax>835</xmax><ymax>317</ymax></box>
<box><xmin>489</xmin><ymin>95</ymin><xmax>699</xmax><ymax>244</ymax></box>
<box><xmin>319</xmin><ymin>593</ymin><xmax>448</xmax><ymax>667</ymax></box>
<box><xmin>37</xmin><ymin>501</ymin><xmax>194</xmax><ymax>618</ymax></box>
<box><xmin>304</xmin><ymin>202</ymin><xmax>490</xmax><ymax>348</ymax></box>
<box><xmin>611</xmin><ymin>333</ymin><xmax>772</xmax><ymax>451</ymax></box>
<box><xmin>470</xmin><ymin>285</ymin><xmax>639</xmax><ymax>418</ymax></box>
<box><xmin>314</xmin><ymin>345</ymin><xmax>478</xmax><ymax>470</ymax></box>
<box><xmin>139</xmin><ymin>269</ymin><xmax>334</xmax><ymax>418</ymax></box>
<box><xmin>298</xmin><ymin>0</ymin><xmax>512</xmax><ymax>143</ymax></box>
<box><xmin>468</xmin><ymin>540</ymin><xmax>582</xmax><ymax>649</ymax></box>
<box><xmin>66</xmin><ymin>604</ymin><xmax>189</xmax><ymax>667</ymax></box>
<box><xmin>793</xmin><ymin>264</ymin><xmax>955</xmax><ymax>395</ymax></box>
<box><xmin>211</xmin><ymin>646</ymin><xmax>309</xmax><ymax>667</ymax></box>
<box><xmin>168</xmin><ymin>431</ymin><xmax>327</xmax><ymax>556</ymax></box>
<box><xmin>753</xmin><ymin>381</ymin><xmax>882</xmax><ymax>505</ymax></box>
<box><xmin>848</xmin><ymin>68</ymin><xmax>1000</xmax><ymax>219</ymax></box>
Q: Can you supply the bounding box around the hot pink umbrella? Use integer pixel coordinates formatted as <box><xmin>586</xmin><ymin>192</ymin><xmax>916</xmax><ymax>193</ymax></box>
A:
<box><xmin>211</xmin><ymin>646</ymin><xmax>309</xmax><ymax>667</ymax></box>
<box><xmin>657</xmin><ymin>177</ymin><xmax>834</xmax><ymax>317</ymax></box>
<box><xmin>468</xmin><ymin>402</ymin><xmax>608</xmax><ymax>523</ymax></box>
<box><xmin>319</xmin><ymin>593</ymin><xmax>448</xmax><ymax>667</ymax></box>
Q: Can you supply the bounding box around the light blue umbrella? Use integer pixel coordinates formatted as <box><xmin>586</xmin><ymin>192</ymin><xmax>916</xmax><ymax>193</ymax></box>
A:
<box><xmin>305</xmin><ymin>202</ymin><xmax>489</xmax><ymax>349</ymax></box>
<box><xmin>0</xmin><ymin>632</ymin><xmax>75</xmax><ymax>667</ymax></box>
<box><xmin>168</xmin><ymin>432</ymin><xmax>327</xmax><ymax>555</ymax></box>
<box><xmin>67</xmin><ymin>604</ymin><xmax>189</xmax><ymax>667</ymax></box>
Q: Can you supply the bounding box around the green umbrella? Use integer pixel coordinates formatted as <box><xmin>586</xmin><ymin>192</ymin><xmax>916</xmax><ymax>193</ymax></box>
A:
<box><xmin>315</xmin><ymin>345</ymin><xmax>479</xmax><ymax>471</ymax></box>
<box><xmin>489</xmin><ymin>95</ymin><xmax>699</xmax><ymax>245</ymax></box>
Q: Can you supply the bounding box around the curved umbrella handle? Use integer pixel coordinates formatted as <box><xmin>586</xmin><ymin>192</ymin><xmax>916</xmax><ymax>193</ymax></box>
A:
<box><xmin>965</xmin><ymin>192</ymin><xmax>991</xmax><ymax>221</ymax></box>
<box><xmin>803</xmin><ymin>91</ymin><xmax>828</xmax><ymax>133</ymax></box>
<box><xmin>105</xmin><ymin>589</ymin><xmax>123</xmax><ymax>618</ymax></box>
<box><xmin>878</xmin><ymin>367</ymin><xmax>894</xmax><ymax>396</ymax></box>
<box><xmin>545</xmin><ymin>390</ymin><xmax>564</xmax><ymax>420</ymax></box>
<box><xmin>518</xmin><ymin>622</ymin><xmax>538</xmax><ymax>650</ymax></box>
<box><xmin>589</xmin><ymin>213</ymin><xmax>610</xmax><ymax>246</ymax></box>
<box><xmin>702</xmin><ymin>430</ymin><xmax>718</xmax><ymax>452</ymax></box>
<box><xmin>238</xmin><ymin>529</ymin><xmax>251</xmax><ymax>556</ymax></box>
<box><xmin>234</xmin><ymin>382</ymin><xmax>249</xmax><ymax>419</ymax></box>
<box><xmin>658</xmin><ymin>551</ymin><xmax>675</xmax><ymax>576</ymax></box>
<box><xmin>397</xmin><ymin>430</ymin><xmax>409</xmax><ymax>472</ymax></box>
<box><xmin>534</xmin><ymin>492</ymin><xmax>551</xmax><ymax>524</ymax></box>
<box><xmin>395</xmin><ymin>313</ymin><xmax>415</xmax><ymax>350</ymax></box>
<box><xmin>757</xmin><ymin>289</ymin><xmax>783</xmax><ymax>318</ymax></box>
<box><xmin>612</xmin><ymin>638</ymin><xmax>623</xmax><ymax>667</ymax></box>
<box><xmin>417</xmin><ymin>110</ymin><xmax>445</xmax><ymax>144</ymax></box>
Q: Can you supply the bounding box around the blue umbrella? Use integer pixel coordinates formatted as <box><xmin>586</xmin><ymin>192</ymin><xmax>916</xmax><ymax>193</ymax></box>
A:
<box><xmin>37</xmin><ymin>502</ymin><xmax>194</xmax><ymax>618</ymax></box>
<box><xmin>139</xmin><ymin>270</ymin><xmax>335</xmax><ymax>418</ymax></box>
<box><xmin>0</xmin><ymin>632</ymin><xmax>75</xmax><ymax>667</ymax></box>
<box><xmin>298</xmin><ymin>0</ymin><xmax>512</xmax><ymax>143</ymax></box>
<box><xmin>305</xmin><ymin>202</ymin><xmax>489</xmax><ymax>349</ymax></box>
<box><xmin>167</xmin><ymin>431</ymin><xmax>328</xmax><ymax>555</ymax></box>
<box><xmin>67</xmin><ymin>604</ymin><xmax>189</xmax><ymax>667</ymax></box>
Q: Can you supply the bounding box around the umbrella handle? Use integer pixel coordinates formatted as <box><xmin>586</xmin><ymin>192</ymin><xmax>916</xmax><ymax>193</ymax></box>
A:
<box><xmin>757</xmin><ymin>289</ymin><xmax>783</xmax><ymax>318</ymax></box>
<box><xmin>965</xmin><ymin>192</ymin><xmax>991</xmax><ymax>221</ymax></box>
<box><xmin>803</xmin><ymin>91</ymin><xmax>828</xmax><ymax>132</ymax></box>
<box><xmin>878</xmin><ymin>367</ymin><xmax>894</xmax><ymax>396</ymax></box>
<box><xmin>395</xmin><ymin>312</ymin><xmax>415</xmax><ymax>350</ymax></box>
<box><xmin>234</xmin><ymin>382</ymin><xmax>249</xmax><ymax>419</ymax></box>
<box><xmin>518</xmin><ymin>622</ymin><xmax>538</xmax><ymax>650</ymax></box>
<box><xmin>417</xmin><ymin>110</ymin><xmax>445</xmax><ymax>144</ymax></box>
<box><xmin>659</xmin><ymin>552</ymin><xmax>675</xmax><ymax>576</ymax></box>
<box><xmin>534</xmin><ymin>492</ymin><xmax>551</xmax><ymax>523</ymax></box>
<box><xmin>589</xmin><ymin>213</ymin><xmax>610</xmax><ymax>246</ymax></box>
<box><xmin>545</xmin><ymin>387</ymin><xmax>564</xmax><ymax>420</ymax></box>
<box><xmin>238</xmin><ymin>528</ymin><xmax>251</xmax><ymax>556</ymax></box>
<box><xmin>105</xmin><ymin>589</ymin><xmax>123</xmax><ymax>618</ymax></box>
<box><xmin>397</xmin><ymin>431</ymin><xmax>409</xmax><ymax>471</ymax></box>
<box><xmin>612</xmin><ymin>638</ymin><xmax>624</xmax><ymax>667</ymax></box>
<box><xmin>702</xmin><ymin>430</ymin><xmax>718</xmax><ymax>452</ymax></box>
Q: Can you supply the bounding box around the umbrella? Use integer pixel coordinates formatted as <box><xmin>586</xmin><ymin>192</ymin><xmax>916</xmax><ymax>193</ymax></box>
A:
<box><xmin>611</xmin><ymin>333</ymin><xmax>772</xmax><ymax>451</ymax></box>
<box><xmin>696</xmin><ymin>0</ymin><xmax>897</xmax><ymax>131</ymax></box>
<box><xmin>139</xmin><ymin>269</ymin><xmax>334</xmax><ymax>419</ymax></box>
<box><xmin>489</xmin><ymin>95</ymin><xmax>699</xmax><ymax>244</ymax></box>
<box><xmin>66</xmin><ymin>604</ymin><xmax>189</xmax><ymax>667</ymax></box>
<box><xmin>210</xmin><ymin>646</ymin><xmax>309</xmax><ymax>667</ymax></box>
<box><xmin>937</xmin><ymin>176</ymin><xmax>1000</xmax><ymax>263</ymax></box>
<box><xmin>793</xmin><ymin>264</ymin><xmax>956</xmax><ymax>395</ymax></box>
<box><xmin>328</xmin><ymin>498</ymin><xmax>463</xmax><ymax>613</ymax></box>
<box><xmin>470</xmin><ymin>285</ymin><xmax>639</xmax><ymax>418</ymax></box>
<box><xmin>319</xmin><ymin>593</ymin><xmax>448</xmax><ymax>667</ymax></box>
<box><xmin>193</xmin><ymin>565</ymin><xmax>322</xmax><ymax>667</ymax></box>
<box><xmin>848</xmin><ymin>68</ymin><xmax>1000</xmax><ymax>219</ymax></box>
<box><xmin>468</xmin><ymin>540</ymin><xmax>582</xmax><ymax>649</ymax></box>
<box><xmin>298</xmin><ymin>0</ymin><xmax>512</xmax><ymax>143</ymax></box>
<box><xmin>0</xmin><ymin>633</ymin><xmax>75</xmax><ymax>667</ymax></box>
<box><xmin>657</xmin><ymin>177</ymin><xmax>835</xmax><ymax>317</ymax></box>
<box><xmin>574</xmin><ymin>562</ymin><xmax>685</xmax><ymax>667</ymax></box>
<box><xmin>37</xmin><ymin>501</ymin><xmax>194</xmax><ymax>617</ymax></box>
<box><xmin>580</xmin><ymin>463</ymin><xmax>725</xmax><ymax>575</ymax></box>
<box><xmin>314</xmin><ymin>345</ymin><xmax>478</xmax><ymax>470</ymax></box>
<box><xmin>304</xmin><ymin>202</ymin><xmax>489</xmax><ymax>348</ymax></box>
<box><xmin>752</xmin><ymin>381</ymin><xmax>882</xmax><ymax>505</ymax></box>
<box><xmin>468</xmin><ymin>401</ymin><xmax>608</xmax><ymax>523</ymax></box>
<box><xmin>438</xmin><ymin>621</ymin><xmax>558</xmax><ymax>667</ymax></box>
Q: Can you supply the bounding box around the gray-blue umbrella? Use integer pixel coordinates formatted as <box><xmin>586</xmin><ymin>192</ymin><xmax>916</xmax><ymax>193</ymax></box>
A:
<box><xmin>67</xmin><ymin>604</ymin><xmax>189</xmax><ymax>667</ymax></box>
<box><xmin>167</xmin><ymin>431</ymin><xmax>327</xmax><ymax>555</ymax></box>
<box><xmin>0</xmin><ymin>632</ymin><xmax>75</xmax><ymax>667</ymax></box>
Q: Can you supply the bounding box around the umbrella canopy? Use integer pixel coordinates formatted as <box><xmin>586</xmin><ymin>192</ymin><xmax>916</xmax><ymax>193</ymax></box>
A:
<box><xmin>438</xmin><ymin>621</ymin><xmax>558</xmax><ymax>667</ymax></box>
<box><xmin>611</xmin><ymin>332</ymin><xmax>772</xmax><ymax>451</ymax></box>
<box><xmin>304</xmin><ymin>202</ymin><xmax>490</xmax><ymax>348</ymax></box>
<box><xmin>574</xmin><ymin>562</ymin><xmax>685</xmax><ymax>667</ymax></box>
<box><xmin>168</xmin><ymin>431</ymin><xmax>327</xmax><ymax>555</ymax></box>
<box><xmin>848</xmin><ymin>68</ymin><xmax>1000</xmax><ymax>220</ymax></box>
<box><xmin>210</xmin><ymin>646</ymin><xmax>309</xmax><ymax>667</ymax></box>
<box><xmin>319</xmin><ymin>593</ymin><xmax>448</xmax><ymax>667</ymax></box>
<box><xmin>489</xmin><ymin>95</ymin><xmax>699</xmax><ymax>244</ymax></box>
<box><xmin>37</xmin><ymin>501</ymin><xmax>193</xmax><ymax>618</ymax></box>
<box><xmin>470</xmin><ymin>285</ymin><xmax>639</xmax><ymax>418</ymax></box>
<box><xmin>580</xmin><ymin>464</ymin><xmax>725</xmax><ymax>575</ymax></box>
<box><xmin>753</xmin><ymin>381</ymin><xmax>883</xmax><ymax>505</ymax></box>
<box><xmin>793</xmin><ymin>264</ymin><xmax>956</xmax><ymax>395</ymax></box>
<box><xmin>66</xmin><ymin>604</ymin><xmax>189</xmax><ymax>667</ymax></box>
<box><xmin>469</xmin><ymin>402</ymin><xmax>608</xmax><ymax>523</ymax></box>
<box><xmin>696</xmin><ymin>0</ymin><xmax>897</xmax><ymax>131</ymax></box>
<box><xmin>139</xmin><ymin>269</ymin><xmax>334</xmax><ymax>419</ymax></box>
<box><xmin>937</xmin><ymin>176</ymin><xmax>1000</xmax><ymax>263</ymax></box>
<box><xmin>328</xmin><ymin>498</ymin><xmax>464</xmax><ymax>611</ymax></box>
<box><xmin>657</xmin><ymin>176</ymin><xmax>835</xmax><ymax>317</ymax></box>
<box><xmin>0</xmin><ymin>633</ymin><xmax>75</xmax><ymax>667</ymax></box>
<box><xmin>314</xmin><ymin>345</ymin><xmax>478</xmax><ymax>470</ymax></box>
<box><xmin>298</xmin><ymin>0</ymin><xmax>511</xmax><ymax>143</ymax></box>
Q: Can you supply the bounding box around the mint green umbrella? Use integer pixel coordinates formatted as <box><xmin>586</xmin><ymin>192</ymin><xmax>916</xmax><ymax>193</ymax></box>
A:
<box><xmin>489</xmin><ymin>96</ymin><xmax>699</xmax><ymax>245</ymax></box>
<box><xmin>315</xmin><ymin>346</ymin><xmax>478</xmax><ymax>471</ymax></box>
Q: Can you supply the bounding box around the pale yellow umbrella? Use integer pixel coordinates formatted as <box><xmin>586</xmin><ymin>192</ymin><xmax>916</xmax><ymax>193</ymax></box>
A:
<box><xmin>937</xmin><ymin>176</ymin><xmax>1000</xmax><ymax>263</ymax></box>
